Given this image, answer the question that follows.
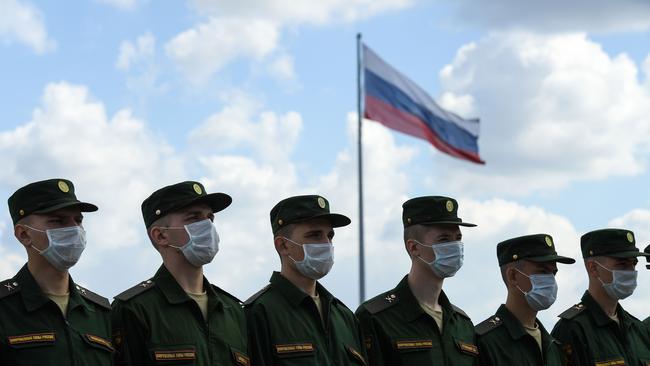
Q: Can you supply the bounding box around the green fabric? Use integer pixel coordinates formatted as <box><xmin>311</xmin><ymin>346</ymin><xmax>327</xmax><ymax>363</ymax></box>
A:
<box><xmin>497</xmin><ymin>234</ymin><xmax>575</xmax><ymax>266</ymax></box>
<box><xmin>401</xmin><ymin>196</ymin><xmax>476</xmax><ymax>228</ymax></box>
<box><xmin>245</xmin><ymin>271</ymin><xmax>366</xmax><ymax>365</ymax></box>
<box><xmin>551</xmin><ymin>291</ymin><xmax>650</xmax><ymax>365</ymax></box>
<box><xmin>141</xmin><ymin>181</ymin><xmax>231</xmax><ymax>228</ymax></box>
<box><xmin>355</xmin><ymin>275</ymin><xmax>478</xmax><ymax>366</ymax></box>
<box><xmin>7</xmin><ymin>178</ymin><xmax>98</xmax><ymax>224</ymax></box>
<box><xmin>111</xmin><ymin>265</ymin><xmax>248</xmax><ymax>366</ymax></box>
<box><xmin>270</xmin><ymin>195</ymin><xmax>350</xmax><ymax>234</ymax></box>
<box><xmin>0</xmin><ymin>264</ymin><xmax>112</xmax><ymax>366</ymax></box>
<box><xmin>580</xmin><ymin>228</ymin><xmax>649</xmax><ymax>258</ymax></box>
<box><xmin>476</xmin><ymin>305</ymin><xmax>564</xmax><ymax>365</ymax></box>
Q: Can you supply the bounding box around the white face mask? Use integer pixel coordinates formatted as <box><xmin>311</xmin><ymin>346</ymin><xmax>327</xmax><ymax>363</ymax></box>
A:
<box><xmin>595</xmin><ymin>261</ymin><xmax>637</xmax><ymax>300</ymax></box>
<box><xmin>167</xmin><ymin>219</ymin><xmax>220</xmax><ymax>267</ymax></box>
<box><xmin>283</xmin><ymin>237</ymin><xmax>334</xmax><ymax>280</ymax></box>
<box><xmin>515</xmin><ymin>269</ymin><xmax>558</xmax><ymax>311</ymax></box>
<box><xmin>415</xmin><ymin>240</ymin><xmax>464</xmax><ymax>278</ymax></box>
<box><xmin>25</xmin><ymin>225</ymin><xmax>86</xmax><ymax>272</ymax></box>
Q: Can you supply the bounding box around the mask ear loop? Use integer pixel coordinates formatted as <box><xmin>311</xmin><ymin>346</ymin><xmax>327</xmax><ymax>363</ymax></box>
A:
<box><xmin>593</xmin><ymin>260</ymin><xmax>613</xmax><ymax>286</ymax></box>
<box><xmin>21</xmin><ymin>225</ymin><xmax>48</xmax><ymax>253</ymax></box>
<box><xmin>281</xmin><ymin>236</ymin><xmax>303</xmax><ymax>264</ymax></box>
<box><xmin>513</xmin><ymin>268</ymin><xmax>532</xmax><ymax>296</ymax></box>
<box><xmin>413</xmin><ymin>240</ymin><xmax>436</xmax><ymax>264</ymax></box>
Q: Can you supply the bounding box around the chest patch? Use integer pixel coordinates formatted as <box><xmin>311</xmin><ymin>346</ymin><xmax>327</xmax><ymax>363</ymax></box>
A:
<box><xmin>8</xmin><ymin>332</ymin><xmax>56</xmax><ymax>346</ymax></box>
<box><xmin>395</xmin><ymin>339</ymin><xmax>433</xmax><ymax>350</ymax></box>
<box><xmin>594</xmin><ymin>359</ymin><xmax>626</xmax><ymax>366</ymax></box>
<box><xmin>275</xmin><ymin>343</ymin><xmax>315</xmax><ymax>354</ymax></box>
<box><xmin>153</xmin><ymin>349</ymin><xmax>197</xmax><ymax>361</ymax></box>
<box><xmin>456</xmin><ymin>340</ymin><xmax>479</xmax><ymax>356</ymax></box>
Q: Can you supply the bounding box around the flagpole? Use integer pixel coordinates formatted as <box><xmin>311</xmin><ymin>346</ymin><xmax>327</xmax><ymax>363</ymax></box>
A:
<box><xmin>356</xmin><ymin>33</ymin><xmax>366</xmax><ymax>305</ymax></box>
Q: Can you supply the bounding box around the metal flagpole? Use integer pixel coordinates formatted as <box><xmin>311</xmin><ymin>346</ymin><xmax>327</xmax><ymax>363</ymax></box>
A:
<box><xmin>356</xmin><ymin>33</ymin><xmax>366</xmax><ymax>305</ymax></box>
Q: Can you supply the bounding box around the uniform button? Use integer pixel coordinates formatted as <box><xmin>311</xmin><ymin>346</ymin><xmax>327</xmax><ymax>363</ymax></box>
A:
<box><xmin>12</xmin><ymin>282</ymin><xmax>17</xmax><ymax>286</ymax></box>
<box><xmin>495</xmin><ymin>317</ymin><xmax>500</xmax><ymax>321</ymax></box>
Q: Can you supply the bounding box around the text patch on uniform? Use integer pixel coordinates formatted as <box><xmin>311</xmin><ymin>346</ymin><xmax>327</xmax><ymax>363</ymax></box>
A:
<box><xmin>275</xmin><ymin>343</ymin><xmax>315</xmax><ymax>354</ymax></box>
<box><xmin>8</xmin><ymin>332</ymin><xmax>56</xmax><ymax>345</ymax></box>
<box><xmin>395</xmin><ymin>339</ymin><xmax>433</xmax><ymax>350</ymax></box>
<box><xmin>153</xmin><ymin>348</ymin><xmax>197</xmax><ymax>361</ymax></box>
<box><xmin>594</xmin><ymin>359</ymin><xmax>625</xmax><ymax>366</ymax></box>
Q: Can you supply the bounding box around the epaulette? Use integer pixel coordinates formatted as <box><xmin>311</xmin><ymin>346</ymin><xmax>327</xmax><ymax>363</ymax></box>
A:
<box><xmin>114</xmin><ymin>279</ymin><xmax>156</xmax><ymax>301</ymax></box>
<box><xmin>0</xmin><ymin>279</ymin><xmax>21</xmax><ymax>300</ymax></box>
<box><xmin>558</xmin><ymin>303</ymin><xmax>586</xmax><ymax>320</ymax></box>
<box><xmin>475</xmin><ymin>315</ymin><xmax>503</xmax><ymax>336</ymax></box>
<box><xmin>244</xmin><ymin>285</ymin><xmax>270</xmax><ymax>306</ymax></box>
<box><xmin>363</xmin><ymin>292</ymin><xmax>399</xmax><ymax>314</ymax></box>
<box><xmin>74</xmin><ymin>284</ymin><xmax>110</xmax><ymax>310</ymax></box>
<box><xmin>211</xmin><ymin>284</ymin><xmax>243</xmax><ymax>305</ymax></box>
<box><xmin>452</xmin><ymin>304</ymin><xmax>471</xmax><ymax>320</ymax></box>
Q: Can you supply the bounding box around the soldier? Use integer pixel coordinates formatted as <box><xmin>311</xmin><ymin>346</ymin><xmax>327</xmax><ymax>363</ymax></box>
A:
<box><xmin>0</xmin><ymin>179</ymin><xmax>112</xmax><ymax>365</ymax></box>
<box><xmin>552</xmin><ymin>228</ymin><xmax>650</xmax><ymax>365</ymax></box>
<box><xmin>111</xmin><ymin>181</ymin><xmax>249</xmax><ymax>365</ymax></box>
<box><xmin>475</xmin><ymin>234</ymin><xmax>575</xmax><ymax>365</ymax></box>
<box><xmin>356</xmin><ymin>196</ymin><xmax>478</xmax><ymax>365</ymax></box>
<box><xmin>645</xmin><ymin>244</ymin><xmax>650</xmax><ymax>330</ymax></box>
<box><xmin>245</xmin><ymin>195</ymin><xmax>367</xmax><ymax>365</ymax></box>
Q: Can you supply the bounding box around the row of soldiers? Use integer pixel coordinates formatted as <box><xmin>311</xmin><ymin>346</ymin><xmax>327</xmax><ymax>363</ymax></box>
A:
<box><xmin>0</xmin><ymin>178</ymin><xmax>649</xmax><ymax>365</ymax></box>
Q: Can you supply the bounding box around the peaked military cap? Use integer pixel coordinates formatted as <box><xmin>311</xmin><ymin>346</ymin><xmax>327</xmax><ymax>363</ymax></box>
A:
<box><xmin>141</xmin><ymin>181</ymin><xmax>231</xmax><ymax>228</ymax></box>
<box><xmin>402</xmin><ymin>196</ymin><xmax>476</xmax><ymax>228</ymax></box>
<box><xmin>270</xmin><ymin>195</ymin><xmax>350</xmax><ymax>234</ymax></box>
<box><xmin>580</xmin><ymin>228</ymin><xmax>650</xmax><ymax>259</ymax></box>
<box><xmin>8</xmin><ymin>179</ymin><xmax>98</xmax><ymax>225</ymax></box>
<box><xmin>497</xmin><ymin>234</ymin><xmax>575</xmax><ymax>266</ymax></box>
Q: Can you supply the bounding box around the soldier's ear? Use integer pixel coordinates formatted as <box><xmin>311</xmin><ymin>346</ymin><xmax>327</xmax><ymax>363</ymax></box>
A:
<box><xmin>274</xmin><ymin>236</ymin><xmax>289</xmax><ymax>256</ymax></box>
<box><xmin>405</xmin><ymin>239</ymin><xmax>419</xmax><ymax>257</ymax></box>
<box><xmin>506</xmin><ymin>266</ymin><xmax>519</xmax><ymax>287</ymax></box>
<box><xmin>14</xmin><ymin>224</ymin><xmax>32</xmax><ymax>248</ymax></box>
<box><xmin>150</xmin><ymin>226</ymin><xmax>169</xmax><ymax>247</ymax></box>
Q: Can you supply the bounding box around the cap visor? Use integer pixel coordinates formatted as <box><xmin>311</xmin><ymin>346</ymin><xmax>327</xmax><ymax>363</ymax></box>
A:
<box><xmin>34</xmin><ymin>201</ymin><xmax>98</xmax><ymax>214</ymax></box>
<box><xmin>527</xmin><ymin>254</ymin><xmax>576</xmax><ymax>264</ymax></box>
<box><xmin>185</xmin><ymin>193</ymin><xmax>232</xmax><ymax>213</ymax></box>
<box><xmin>607</xmin><ymin>250</ymin><xmax>650</xmax><ymax>259</ymax></box>
<box><xmin>294</xmin><ymin>213</ymin><xmax>351</xmax><ymax>228</ymax></box>
<box><xmin>420</xmin><ymin>220</ymin><xmax>477</xmax><ymax>227</ymax></box>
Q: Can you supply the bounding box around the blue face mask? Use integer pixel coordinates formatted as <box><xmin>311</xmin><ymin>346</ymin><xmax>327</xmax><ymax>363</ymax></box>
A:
<box><xmin>595</xmin><ymin>261</ymin><xmax>637</xmax><ymax>300</ymax></box>
<box><xmin>283</xmin><ymin>237</ymin><xmax>334</xmax><ymax>280</ymax></box>
<box><xmin>415</xmin><ymin>240</ymin><xmax>464</xmax><ymax>278</ymax></box>
<box><xmin>168</xmin><ymin>219</ymin><xmax>220</xmax><ymax>267</ymax></box>
<box><xmin>515</xmin><ymin>269</ymin><xmax>558</xmax><ymax>311</ymax></box>
<box><xmin>25</xmin><ymin>225</ymin><xmax>86</xmax><ymax>272</ymax></box>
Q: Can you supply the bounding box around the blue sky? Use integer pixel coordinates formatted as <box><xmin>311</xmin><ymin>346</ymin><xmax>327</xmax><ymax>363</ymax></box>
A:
<box><xmin>1</xmin><ymin>0</ymin><xmax>650</xmax><ymax>327</ymax></box>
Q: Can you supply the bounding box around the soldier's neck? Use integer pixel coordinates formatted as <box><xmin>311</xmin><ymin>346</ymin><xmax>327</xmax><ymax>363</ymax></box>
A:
<box><xmin>280</xmin><ymin>266</ymin><xmax>317</xmax><ymax>297</ymax></box>
<box><xmin>28</xmin><ymin>260</ymin><xmax>69</xmax><ymax>295</ymax></box>
<box><xmin>505</xmin><ymin>292</ymin><xmax>537</xmax><ymax>328</ymax></box>
<box><xmin>587</xmin><ymin>286</ymin><xmax>618</xmax><ymax>317</ymax></box>
<box><xmin>408</xmin><ymin>266</ymin><xmax>443</xmax><ymax>310</ymax></box>
<box><xmin>164</xmin><ymin>261</ymin><xmax>204</xmax><ymax>294</ymax></box>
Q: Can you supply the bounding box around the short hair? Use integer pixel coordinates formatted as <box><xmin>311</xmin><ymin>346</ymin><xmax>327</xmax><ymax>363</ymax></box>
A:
<box><xmin>403</xmin><ymin>224</ymin><xmax>428</xmax><ymax>244</ymax></box>
<box><xmin>147</xmin><ymin>215</ymin><xmax>170</xmax><ymax>248</ymax></box>
<box><xmin>275</xmin><ymin>223</ymin><xmax>296</xmax><ymax>240</ymax></box>
<box><xmin>499</xmin><ymin>260</ymin><xmax>524</xmax><ymax>285</ymax></box>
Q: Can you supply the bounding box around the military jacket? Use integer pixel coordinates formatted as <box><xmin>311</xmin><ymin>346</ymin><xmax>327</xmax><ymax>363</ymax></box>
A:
<box><xmin>475</xmin><ymin>304</ymin><xmax>564</xmax><ymax>366</ymax></box>
<box><xmin>644</xmin><ymin>317</ymin><xmax>650</xmax><ymax>329</ymax></box>
<box><xmin>355</xmin><ymin>275</ymin><xmax>478</xmax><ymax>366</ymax></box>
<box><xmin>0</xmin><ymin>264</ymin><xmax>113</xmax><ymax>366</ymax></box>
<box><xmin>551</xmin><ymin>291</ymin><xmax>650</xmax><ymax>366</ymax></box>
<box><xmin>245</xmin><ymin>271</ymin><xmax>367</xmax><ymax>366</ymax></box>
<box><xmin>111</xmin><ymin>265</ymin><xmax>249</xmax><ymax>366</ymax></box>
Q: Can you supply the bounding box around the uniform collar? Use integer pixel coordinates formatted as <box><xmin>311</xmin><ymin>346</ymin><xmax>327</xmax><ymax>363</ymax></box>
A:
<box><xmin>154</xmin><ymin>264</ymin><xmax>223</xmax><ymax>311</ymax></box>
<box><xmin>496</xmin><ymin>304</ymin><xmax>555</xmax><ymax>353</ymax></box>
<box><xmin>269</xmin><ymin>271</ymin><xmax>335</xmax><ymax>307</ymax></box>
<box><xmin>16</xmin><ymin>263</ymin><xmax>91</xmax><ymax>313</ymax></box>
<box><xmin>395</xmin><ymin>274</ymin><xmax>456</xmax><ymax>323</ymax></box>
<box><xmin>581</xmin><ymin>291</ymin><xmax>630</xmax><ymax>329</ymax></box>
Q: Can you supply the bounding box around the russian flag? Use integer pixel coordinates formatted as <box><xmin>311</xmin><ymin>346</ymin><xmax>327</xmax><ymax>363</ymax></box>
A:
<box><xmin>363</xmin><ymin>44</ymin><xmax>484</xmax><ymax>164</ymax></box>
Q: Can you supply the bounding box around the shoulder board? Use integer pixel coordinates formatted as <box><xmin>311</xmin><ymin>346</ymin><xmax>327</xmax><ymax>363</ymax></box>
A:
<box><xmin>74</xmin><ymin>284</ymin><xmax>110</xmax><ymax>310</ymax></box>
<box><xmin>0</xmin><ymin>279</ymin><xmax>21</xmax><ymax>300</ymax></box>
<box><xmin>452</xmin><ymin>304</ymin><xmax>471</xmax><ymax>320</ymax></box>
<box><xmin>114</xmin><ymin>279</ymin><xmax>156</xmax><ymax>302</ymax></box>
<box><xmin>558</xmin><ymin>303</ymin><xmax>586</xmax><ymax>320</ymax></box>
<box><xmin>363</xmin><ymin>292</ymin><xmax>399</xmax><ymax>315</ymax></box>
<box><xmin>244</xmin><ymin>285</ymin><xmax>270</xmax><ymax>306</ymax></box>
<box><xmin>475</xmin><ymin>315</ymin><xmax>503</xmax><ymax>336</ymax></box>
<box><xmin>211</xmin><ymin>285</ymin><xmax>243</xmax><ymax>305</ymax></box>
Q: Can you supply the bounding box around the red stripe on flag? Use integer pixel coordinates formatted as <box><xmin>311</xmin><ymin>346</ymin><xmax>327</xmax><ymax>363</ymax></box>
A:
<box><xmin>365</xmin><ymin>95</ymin><xmax>484</xmax><ymax>164</ymax></box>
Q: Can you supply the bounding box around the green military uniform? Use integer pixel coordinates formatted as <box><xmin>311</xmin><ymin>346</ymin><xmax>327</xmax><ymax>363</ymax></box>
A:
<box><xmin>111</xmin><ymin>181</ymin><xmax>248</xmax><ymax>365</ymax></box>
<box><xmin>645</xmin><ymin>245</ymin><xmax>650</xmax><ymax>330</ymax></box>
<box><xmin>112</xmin><ymin>265</ymin><xmax>248</xmax><ymax>365</ymax></box>
<box><xmin>475</xmin><ymin>234</ymin><xmax>575</xmax><ymax>366</ymax></box>
<box><xmin>552</xmin><ymin>229</ymin><xmax>650</xmax><ymax>365</ymax></box>
<box><xmin>245</xmin><ymin>195</ymin><xmax>367</xmax><ymax>365</ymax></box>
<box><xmin>355</xmin><ymin>196</ymin><xmax>479</xmax><ymax>366</ymax></box>
<box><xmin>1</xmin><ymin>179</ymin><xmax>112</xmax><ymax>365</ymax></box>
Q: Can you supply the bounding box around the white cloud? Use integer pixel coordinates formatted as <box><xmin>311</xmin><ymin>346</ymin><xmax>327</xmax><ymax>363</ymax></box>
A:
<box><xmin>189</xmin><ymin>0</ymin><xmax>412</xmax><ymax>25</ymax></box>
<box><xmin>116</xmin><ymin>32</ymin><xmax>155</xmax><ymax>71</ymax></box>
<box><xmin>267</xmin><ymin>53</ymin><xmax>296</xmax><ymax>82</ymax></box>
<box><xmin>609</xmin><ymin>209</ymin><xmax>650</xmax><ymax>247</ymax></box>
<box><xmin>165</xmin><ymin>18</ymin><xmax>279</xmax><ymax>84</ymax></box>
<box><xmin>96</xmin><ymin>0</ymin><xmax>138</xmax><ymax>11</ymax></box>
<box><xmin>449</xmin><ymin>0</ymin><xmax>650</xmax><ymax>33</ymax></box>
<box><xmin>432</xmin><ymin>32</ymin><xmax>650</xmax><ymax>196</ymax></box>
<box><xmin>0</xmin><ymin>0</ymin><xmax>55</xmax><ymax>53</ymax></box>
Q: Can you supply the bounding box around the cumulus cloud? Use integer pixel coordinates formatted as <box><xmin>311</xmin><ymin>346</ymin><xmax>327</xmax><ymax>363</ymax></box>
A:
<box><xmin>116</xmin><ymin>32</ymin><xmax>155</xmax><ymax>71</ymax></box>
<box><xmin>0</xmin><ymin>0</ymin><xmax>55</xmax><ymax>53</ymax></box>
<box><xmin>449</xmin><ymin>0</ymin><xmax>650</xmax><ymax>33</ymax></box>
<box><xmin>267</xmin><ymin>53</ymin><xmax>297</xmax><ymax>83</ymax></box>
<box><xmin>96</xmin><ymin>0</ymin><xmax>138</xmax><ymax>11</ymax></box>
<box><xmin>430</xmin><ymin>32</ymin><xmax>650</xmax><ymax>196</ymax></box>
<box><xmin>165</xmin><ymin>18</ymin><xmax>279</xmax><ymax>84</ymax></box>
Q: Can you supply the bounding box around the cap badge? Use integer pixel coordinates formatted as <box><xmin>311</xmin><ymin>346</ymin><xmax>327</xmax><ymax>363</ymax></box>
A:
<box><xmin>317</xmin><ymin>197</ymin><xmax>326</xmax><ymax>209</ymax></box>
<box><xmin>58</xmin><ymin>181</ymin><xmax>70</xmax><ymax>193</ymax></box>
<box><xmin>545</xmin><ymin>236</ymin><xmax>553</xmax><ymax>247</ymax></box>
<box><xmin>627</xmin><ymin>232</ymin><xmax>634</xmax><ymax>243</ymax></box>
<box><xmin>445</xmin><ymin>200</ymin><xmax>454</xmax><ymax>212</ymax></box>
<box><xmin>193</xmin><ymin>183</ymin><xmax>202</xmax><ymax>195</ymax></box>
